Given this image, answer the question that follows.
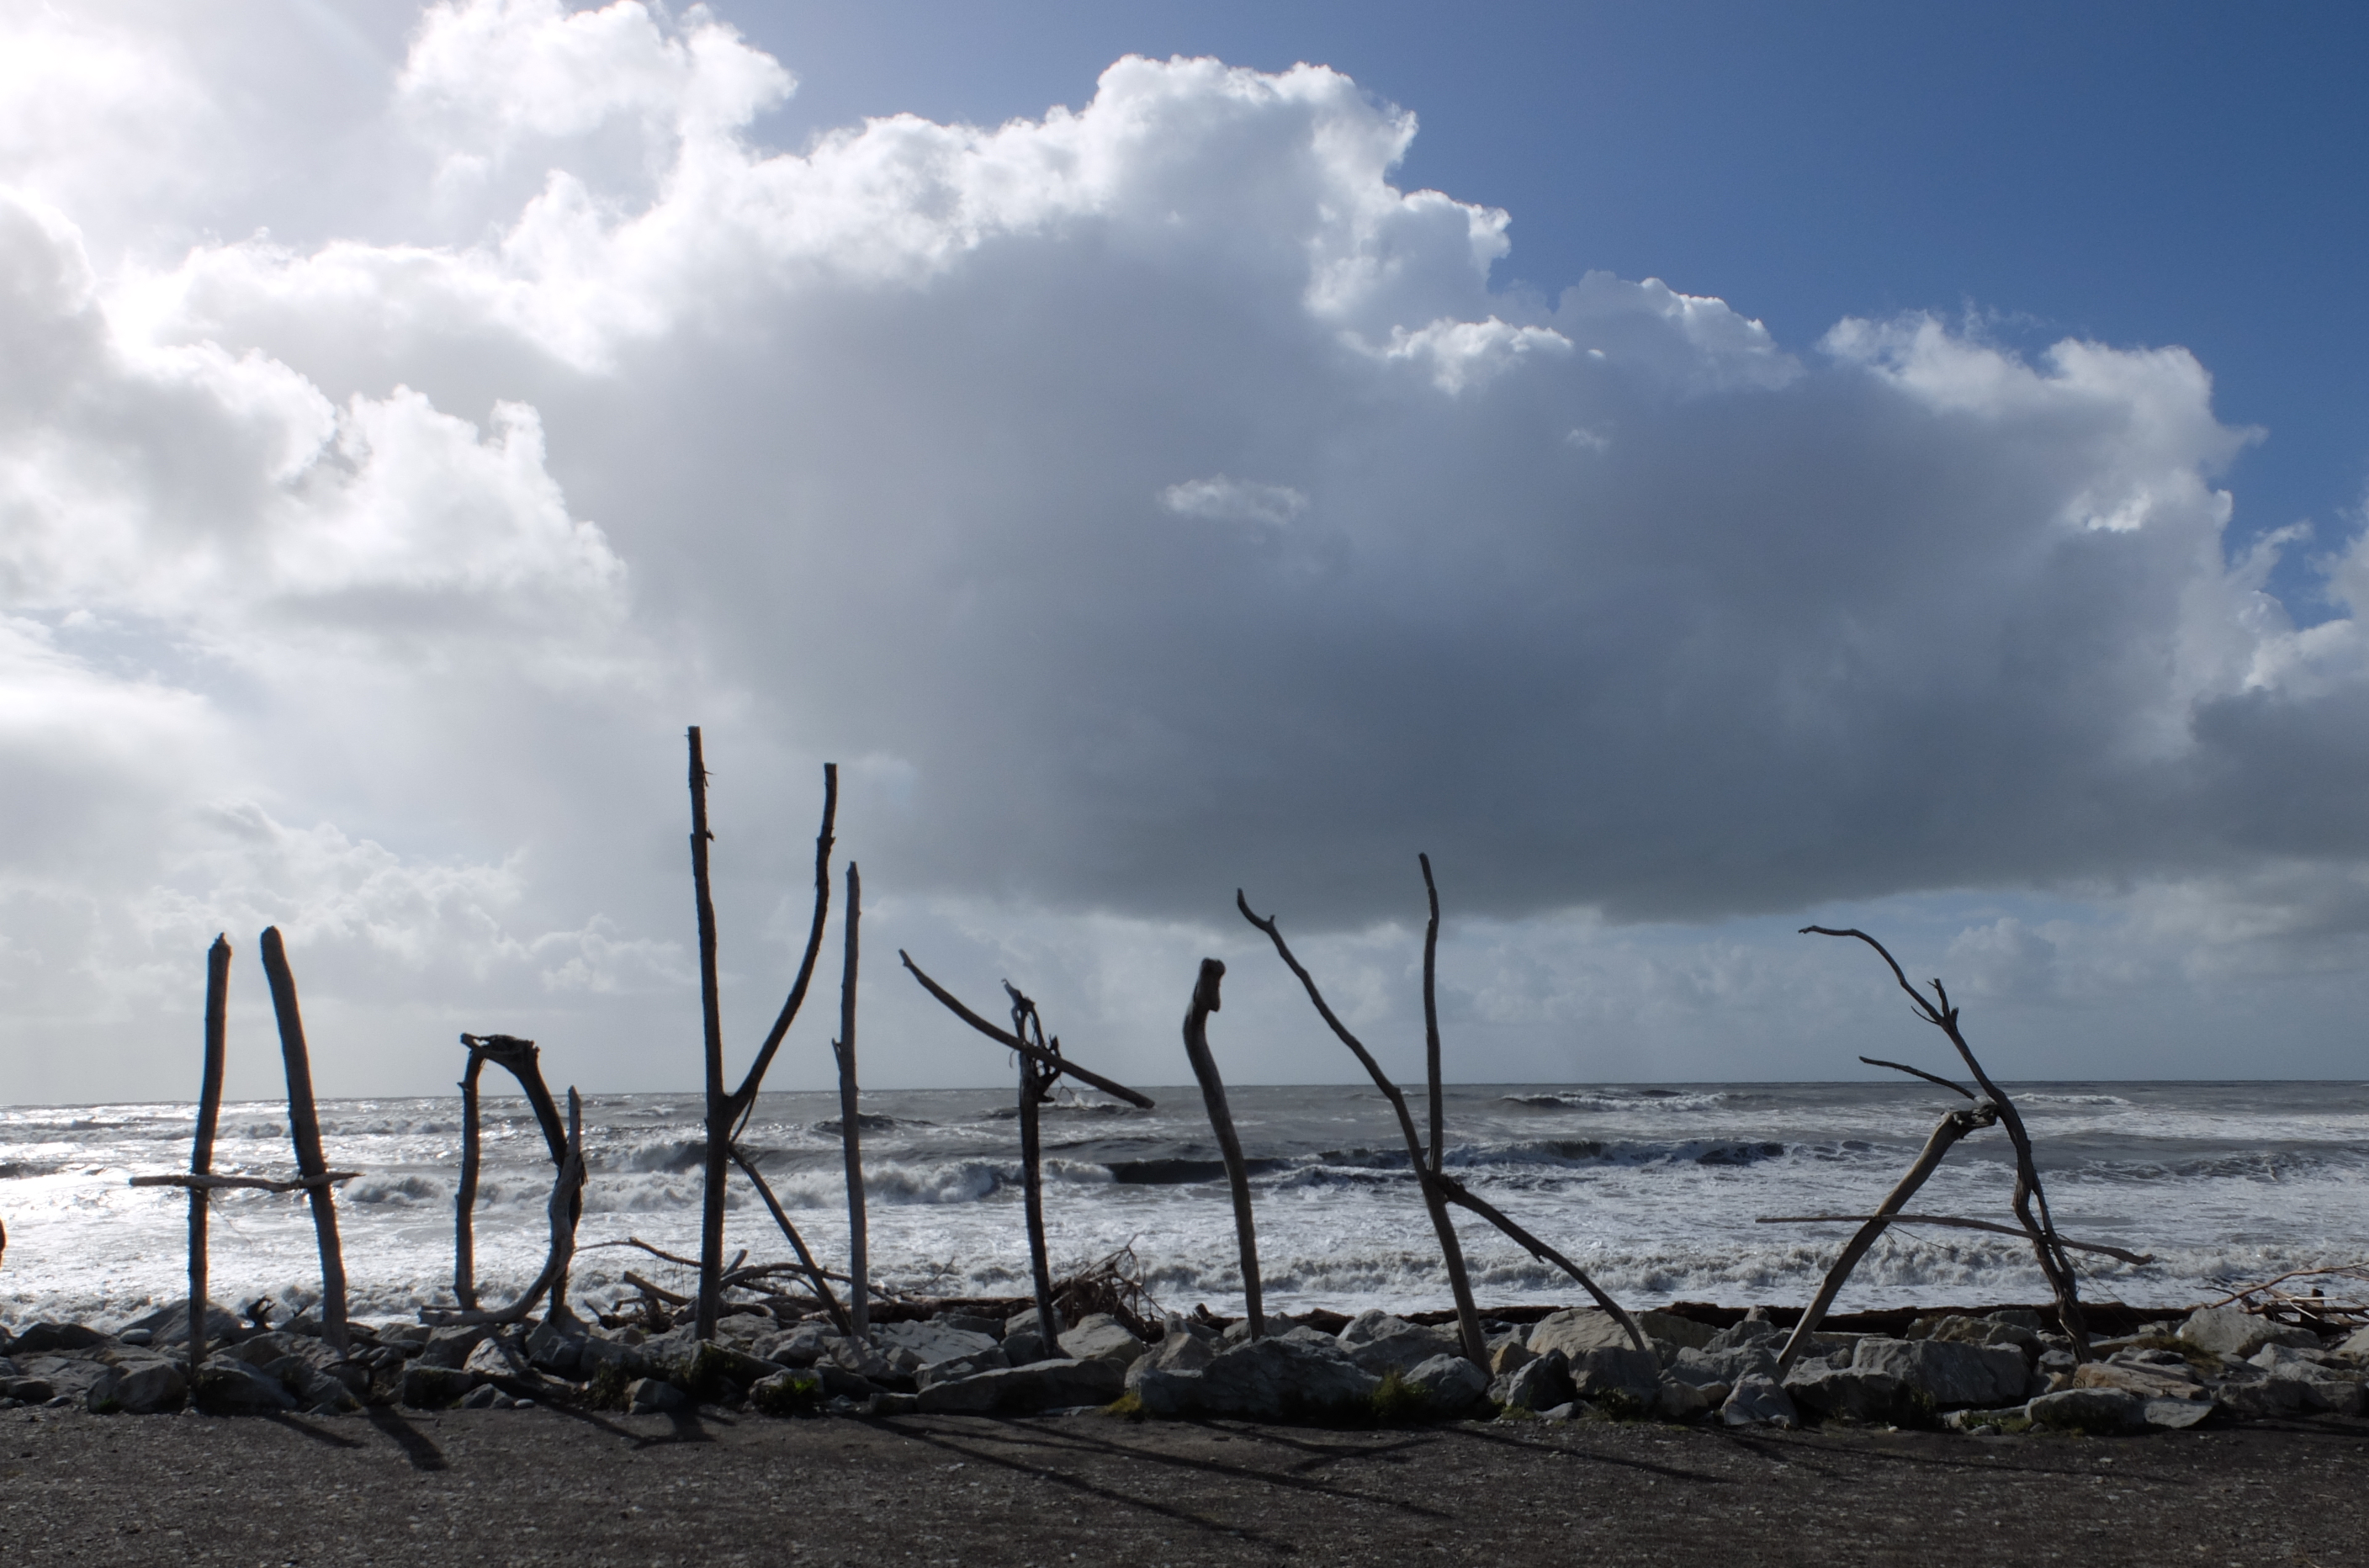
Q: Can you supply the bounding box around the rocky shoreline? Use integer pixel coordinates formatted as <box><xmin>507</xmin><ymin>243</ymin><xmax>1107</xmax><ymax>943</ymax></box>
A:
<box><xmin>7</xmin><ymin>1295</ymin><xmax>2366</xmax><ymax>1440</ymax></box>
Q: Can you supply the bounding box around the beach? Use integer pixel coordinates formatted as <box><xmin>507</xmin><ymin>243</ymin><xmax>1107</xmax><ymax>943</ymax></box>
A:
<box><xmin>7</xmin><ymin>1402</ymin><xmax>2366</xmax><ymax>1567</ymax></box>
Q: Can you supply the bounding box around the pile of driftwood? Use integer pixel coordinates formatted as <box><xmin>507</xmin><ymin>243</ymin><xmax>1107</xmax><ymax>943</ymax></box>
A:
<box><xmin>115</xmin><ymin>727</ymin><xmax>2189</xmax><ymax>1383</ymax></box>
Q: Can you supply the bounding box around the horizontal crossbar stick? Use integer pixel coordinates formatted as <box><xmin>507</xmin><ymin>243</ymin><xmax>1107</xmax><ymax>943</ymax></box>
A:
<box><xmin>1756</xmin><ymin>1213</ymin><xmax>2154</xmax><ymax>1265</ymax></box>
<box><xmin>131</xmin><ymin>1172</ymin><xmax>358</xmax><ymax>1194</ymax></box>
<box><xmin>898</xmin><ymin>951</ymin><xmax>1154</xmax><ymax>1109</ymax></box>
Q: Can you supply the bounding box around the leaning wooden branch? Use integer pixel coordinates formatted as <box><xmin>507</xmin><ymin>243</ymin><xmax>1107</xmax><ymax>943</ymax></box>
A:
<box><xmin>897</xmin><ymin>953</ymin><xmax>1156</xmax><ymax>1108</ymax></box>
<box><xmin>727</xmin><ymin>763</ymin><xmax>839</xmax><ymax>1136</ymax></box>
<box><xmin>1181</xmin><ymin>958</ymin><xmax>1264</xmax><ymax>1339</ymax></box>
<box><xmin>1803</xmin><ymin>925</ymin><xmax>2089</xmax><ymax>1357</ymax></box>
<box><xmin>1773</xmin><ymin>1099</ymin><xmax>1999</xmax><ymax>1375</ymax></box>
<box><xmin>725</xmin><ymin>1142</ymin><xmax>854</xmax><ymax>1335</ymax></box>
<box><xmin>421</xmin><ymin>1089</ymin><xmax>586</xmax><ymax>1327</ymax></box>
<box><xmin>260</xmin><ymin>925</ymin><xmax>349</xmax><ymax>1356</ymax></box>
<box><xmin>1756</xmin><ymin>1214</ymin><xmax>2154</xmax><ymax>1266</ymax></box>
<box><xmin>1237</xmin><ymin>889</ymin><xmax>1492</xmax><ymax>1365</ymax></box>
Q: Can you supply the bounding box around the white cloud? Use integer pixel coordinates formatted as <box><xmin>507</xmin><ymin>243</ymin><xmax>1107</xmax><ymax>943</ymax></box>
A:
<box><xmin>2</xmin><ymin>1</ymin><xmax>2366</xmax><ymax>1099</ymax></box>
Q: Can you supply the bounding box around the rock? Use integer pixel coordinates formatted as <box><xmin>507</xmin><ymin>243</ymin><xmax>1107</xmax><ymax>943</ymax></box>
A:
<box><xmin>1654</xmin><ymin>1375</ymin><xmax>1716</xmax><ymax>1421</ymax></box>
<box><xmin>2213</xmin><ymin>1372</ymin><xmax>2308</xmax><ymax>1419</ymax></box>
<box><xmin>633</xmin><ymin>1327</ymin><xmax>789</xmax><ymax>1396</ymax></box>
<box><xmin>524</xmin><ymin>1320</ymin><xmax>586</xmax><ymax>1376</ymax></box>
<box><xmin>822</xmin><ymin>1334</ymin><xmax>898</xmax><ymax>1381</ymax></box>
<box><xmin>879</xmin><ymin>1320</ymin><xmax>1006</xmax><ymax>1370</ymax></box>
<box><xmin>2144</xmin><ymin>1398</ymin><xmax>2214</xmax><ymax>1430</ymax></box>
<box><xmin>2028</xmin><ymin>1387</ymin><xmax>2146</xmax><ymax>1433</ymax></box>
<box><xmin>417</xmin><ymin>1325</ymin><xmax>493</xmax><ymax>1369</ymax></box>
<box><xmin>1338</xmin><ymin>1310</ymin><xmax>1421</xmax><ymax>1348</ymax></box>
<box><xmin>1487</xmin><ymin>1339</ymin><xmax>1534</xmax><ymax>1377</ymax></box>
<box><xmin>1569</xmin><ymin>1347</ymin><xmax>1661</xmax><ymax>1409</ymax></box>
<box><xmin>628</xmin><ymin>1377</ymin><xmax>692</xmax><ymax>1414</ymax></box>
<box><xmin>1342</xmin><ymin>1322</ymin><xmax>1461</xmax><ymax>1377</ymax></box>
<box><xmin>1004</xmin><ymin>1307</ymin><xmax>1051</xmax><ymax>1339</ymax></box>
<box><xmin>2178</xmin><ymin>1306</ymin><xmax>2316</xmax><ymax>1360</ymax></box>
<box><xmin>1635</xmin><ymin>1310</ymin><xmax>1721</xmax><ymax>1352</ymax></box>
<box><xmin>1852</xmin><ymin>1338</ymin><xmax>2027</xmax><ymax>1409</ymax></box>
<box><xmin>110</xmin><ymin>1360</ymin><xmax>188</xmax><ymax>1415</ymax></box>
<box><xmin>7</xmin><ymin>1323</ymin><xmax>109</xmax><ymax>1355</ymax></box>
<box><xmin>1126</xmin><ymin>1330</ymin><xmax>1216</xmax><ymax>1388</ymax></box>
<box><xmin>1923</xmin><ymin>1314</ymin><xmax>2041</xmax><ymax>1357</ymax></box>
<box><xmin>914</xmin><ymin>1357</ymin><xmax>1128</xmax><ymax>1415</ymax></box>
<box><xmin>1402</xmin><ymin>1353</ymin><xmax>1489</xmax><ymax>1415</ymax></box>
<box><xmin>1706</xmin><ymin>1317</ymin><xmax>1782</xmax><ymax>1351</ymax></box>
<box><xmin>1719</xmin><ymin>1375</ymin><xmax>1798</xmax><ymax>1428</ymax></box>
<box><xmin>1783</xmin><ymin>1364</ymin><xmax>1905</xmax><ymax>1423</ymax></box>
<box><xmin>1002</xmin><ymin>1330</ymin><xmax>1048</xmax><ymax>1366</ymax></box>
<box><xmin>933</xmin><ymin>1312</ymin><xmax>1006</xmax><ymax>1339</ymax></box>
<box><xmin>1130</xmin><ymin>1337</ymin><xmax>1380</xmax><ymax>1422</ymax></box>
<box><xmin>749</xmin><ymin>1369</ymin><xmax>824</xmax><ymax>1417</ymax></box>
<box><xmin>12</xmin><ymin>1355</ymin><xmax>111</xmax><ymax>1401</ymax></box>
<box><xmin>1667</xmin><ymin>1344</ymin><xmax>1776</xmax><ymax>1388</ymax></box>
<box><xmin>753</xmin><ymin>1322</ymin><xmax>835</xmax><ymax>1368</ymax></box>
<box><xmin>1488</xmin><ymin>1352</ymin><xmax>1575</xmax><ymax>1412</ymax></box>
<box><xmin>459</xmin><ymin>1383</ymin><xmax>503</xmax><ymax>1409</ymax></box>
<box><xmin>114</xmin><ymin>1301</ymin><xmax>250</xmax><ymax>1350</ymax></box>
<box><xmin>194</xmin><ymin>1357</ymin><xmax>299</xmax><ymax>1415</ymax></box>
<box><xmin>1057</xmin><ymin>1314</ymin><xmax>1149</xmax><ymax>1367</ymax></box>
<box><xmin>400</xmin><ymin>1363</ymin><xmax>480</xmax><ymax>1409</ymax></box>
<box><xmin>2246</xmin><ymin>1346</ymin><xmax>2366</xmax><ymax>1415</ymax></box>
<box><xmin>2334</xmin><ymin>1324</ymin><xmax>2369</xmax><ymax>1363</ymax></box>
<box><xmin>1528</xmin><ymin>1309</ymin><xmax>1634</xmax><ymax>1360</ymax></box>
<box><xmin>6</xmin><ymin>1378</ymin><xmax>54</xmax><ymax>1405</ymax></box>
<box><xmin>2075</xmin><ymin>1361</ymin><xmax>2206</xmax><ymax>1402</ymax></box>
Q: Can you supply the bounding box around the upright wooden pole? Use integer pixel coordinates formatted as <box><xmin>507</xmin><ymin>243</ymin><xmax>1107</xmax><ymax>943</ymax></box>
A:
<box><xmin>188</xmin><ymin>935</ymin><xmax>231</xmax><ymax>1378</ymax></box>
<box><xmin>1181</xmin><ymin>958</ymin><xmax>1263</xmax><ymax>1338</ymax></box>
<box><xmin>258</xmin><ymin>926</ymin><xmax>347</xmax><ymax>1355</ymax></box>
<box><xmin>833</xmin><ymin>862</ymin><xmax>868</xmax><ymax>1336</ymax></box>
<box><xmin>1009</xmin><ymin>987</ymin><xmax>1063</xmax><ymax>1349</ymax></box>
<box><xmin>688</xmin><ymin>727</ymin><xmax>728</xmax><ymax>1339</ymax></box>
<box><xmin>1421</xmin><ymin>855</ymin><xmax>1445</xmax><ymax>1177</ymax></box>
<box><xmin>453</xmin><ymin>1046</ymin><xmax>486</xmax><ymax>1311</ymax></box>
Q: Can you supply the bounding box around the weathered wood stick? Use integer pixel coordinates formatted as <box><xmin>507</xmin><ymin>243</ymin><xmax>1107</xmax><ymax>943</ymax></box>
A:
<box><xmin>420</xmin><ymin>1090</ymin><xmax>586</xmax><ymax>1327</ymax></box>
<box><xmin>687</xmin><ymin>727</ymin><xmax>729</xmax><ymax>1340</ymax></box>
<box><xmin>188</xmin><ymin>935</ymin><xmax>231</xmax><ymax>1378</ymax></box>
<box><xmin>454</xmin><ymin>1046</ymin><xmax>485</xmax><ymax>1311</ymax></box>
<box><xmin>728</xmin><ymin>763</ymin><xmax>838</xmax><ymax>1136</ymax></box>
<box><xmin>1773</xmin><ymin>1099</ymin><xmax>1998</xmax><ymax>1374</ymax></box>
<box><xmin>1008</xmin><ymin>986</ymin><xmax>1063</xmax><ymax>1350</ymax></box>
<box><xmin>897</xmin><ymin>952</ymin><xmax>1155</xmax><ymax>1108</ymax></box>
<box><xmin>1804</xmin><ymin>926</ymin><xmax>2089</xmax><ymax>1357</ymax></box>
<box><xmin>1237</xmin><ymin>892</ymin><xmax>1491</xmax><ymax>1366</ymax></box>
<box><xmin>459</xmin><ymin>1034</ymin><xmax>567</xmax><ymax>1163</ymax></box>
<box><xmin>1421</xmin><ymin>857</ymin><xmax>1445</xmax><ymax>1178</ymax></box>
<box><xmin>1427</xmin><ymin>1172</ymin><xmax>1652</xmax><ymax>1353</ymax></box>
<box><xmin>622</xmin><ymin>1269</ymin><xmax>690</xmax><ymax>1307</ymax></box>
<box><xmin>1180</xmin><ymin>959</ymin><xmax>1263</xmax><ymax>1339</ymax></box>
<box><xmin>259</xmin><ymin>926</ymin><xmax>347</xmax><ymax>1356</ymax></box>
<box><xmin>1755</xmin><ymin>1213</ymin><xmax>2154</xmax><ymax>1266</ymax></box>
<box><xmin>1858</xmin><ymin>1056</ymin><xmax>1975</xmax><ymax>1100</ymax></box>
<box><xmin>834</xmin><ymin>861</ymin><xmax>869</xmax><ymax>1338</ymax></box>
<box><xmin>723</xmin><ymin>1142</ymin><xmax>854</xmax><ymax>1336</ymax></box>
<box><xmin>134</xmin><ymin>1172</ymin><xmax>359</xmax><ymax>1193</ymax></box>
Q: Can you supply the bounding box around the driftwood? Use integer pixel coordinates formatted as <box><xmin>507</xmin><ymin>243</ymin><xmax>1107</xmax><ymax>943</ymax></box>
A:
<box><xmin>188</xmin><ymin>935</ymin><xmax>231</xmax><ymax>1378</ymax></box>
<box><xmin>897</xmin><ymin>952</ymin><xmax>1156</xmax><ymax>1108</ymax></box>
<box><xmin>1006</xmin><ymin>984</ymin><xmax>1065</xmax><ymax>1348</ymax></box>
<box><xmin>259</xmin><ymin>926</ymin><xmax>348</xmax><ymax>1355</ymax></box>
<box><xmin>1772</xmin><ymin>1100</ymin><xmax>1998</xmax><ymax>1374</ymax></box>
<box><xmin>453</xmin><ymin>1033</ymin><xmax>572</xmax><ymax>1314</ymax></box>
<box><xmin>1237</xmin><ymin>889</ymin><xmax>1488</xmax><ymax>1365</ymax></box>
<box><xmin>1757</xmin><ymin>1214</ymin><xmax>2155</xmax><ymax>1266</ymax></box>
<box><xmin>1180</xmin><ymin>958</ymin><xmax>1263</xmax><ymax>1339</ymax></box>
<box><xmin>132</xmin><ymin>1172</ymin><xmax>358</xmax><ymax>1193</ymax></box>
<box><xmin>684</xmin><ymin>735</ymin><xmax>845</xmax><ymax>1338</ymax></box>
<box><xmin>1804</xmin><ymin>925</ymin><xmax>2090</xmax><ymax>1358</ymax></box>
<box><xmin>1421</xmin><ymin>859</ymin><xmax>1446</xmax><ymax>1179</ymax></box>
<box><xmin>420</xmin><ymin>1089</ymin><xmax>586</xmax><ymax>1327</ymax></box>
<box><xmin>725</xmin><ymin>1142</ymin><xmax>854</xmax><ymax>1334</ymax></box>
<box><xmin>833</xmin><ymin>862</ymin><xmax>869</xmax><ymax>1337</ymax></box>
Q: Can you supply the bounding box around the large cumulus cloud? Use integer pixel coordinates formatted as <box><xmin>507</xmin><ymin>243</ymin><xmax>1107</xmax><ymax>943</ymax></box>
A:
<box><xmin>3</xmin><ymin>0</ymin><xmax>2366</xmax><ymax>1097</ymax></box>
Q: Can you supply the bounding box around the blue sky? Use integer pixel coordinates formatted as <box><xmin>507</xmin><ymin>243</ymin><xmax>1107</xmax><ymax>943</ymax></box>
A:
<box><xmin>3</xmin><ymin>0</ymin><xmax>2367</xmax><ymax>1101</ymax></box>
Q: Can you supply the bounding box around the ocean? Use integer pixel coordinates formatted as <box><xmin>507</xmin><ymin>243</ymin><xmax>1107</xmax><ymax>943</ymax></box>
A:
<box><xmin>3</xmin><ymin>1081</ymin><xmax>2363</xmax><ymax>1331</ymax></box>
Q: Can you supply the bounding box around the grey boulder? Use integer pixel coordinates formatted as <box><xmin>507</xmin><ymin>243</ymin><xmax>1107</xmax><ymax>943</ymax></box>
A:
<box><xmin>879</xmin><ymin>1320</ymin><xmax>1005</xmax><ymax>1372</ymax></box>
<box><xmin>2028</xmin><ymin>1387</ymin><xmax>2146</xmax><ymax>1433</ymax></box>
<box><xmin>2179</xmin><ymin>1306</ymin><xmax>2316</xmax><ymax>1359</ymax></box>
<box><xmin>87</xmin><ymin>1359</ymin><xmax>188</xmax><ymax>1416</ymax></box>
<box><xmin>114</xmin><ymin>1301</ymin><xmax>250</xmax><ymax>1350</ymax></box>
<box><xmin>1783</xmin><ymin>1364</ymin><xmax>1905</xmax><ymax>1423</ymax></box>
<box><xmin>1719</xmin><ymin>1375</ymin><xmax>1799</xmax><ymax>1428</ymax></box>
<box><xmin>628</xmin><ymin>1377</ymin><xmax>692</xmax><ymax>1415</ymax></box>
<box><xmin>1402</xmin><ymin>1353</ymin><xmax>1489</xmax><ymax>1415</ymax></box>
<box><xmin>1131</xmin><ymin>1336</ymin><xmax>1379</xmax><ymax>1422</ymax></box>
<box><xmin>1852</xmin><ymin>1338</ymin><xmax>2027</xmax><ymax>1409</ymax></box>
<box><xmin>194</xmin><ymin>1357</ymin><xmax>299</xmax><ymax>1415</ymax></box>
<box><xmin>1126</xmin><ymin>1330</ymin><xmax>1217</xmax><ymax>1387</ymax></box>
<box><xmin>1057</xmin><ymin>1315</ymin><xmax>1149</xmax><ymax>1368</ymax></box>
<box><xmin>1668</xmin><ymin>1344</ymin><xmax>1776</xmax><ymax>1388</ymax></box>
<box><xmin>914</xmin><ymin>1357</ymin><xmax>1126</xmax><ymax>1415</ymax></box>
<box><xmin>1569</xmin><ymin>1347</ymin><xmax>1661</xmax><ymax>1408</ymax></box>
<box><xmin>752</xmin><ymin>1322</ymin><xmax>834</xmax><ymax>1368</ymax></box>
<box><xmin>1489</xmin><ymin>1351</ymin><xmax>1576</xmax><ymax>1412</ymax></box>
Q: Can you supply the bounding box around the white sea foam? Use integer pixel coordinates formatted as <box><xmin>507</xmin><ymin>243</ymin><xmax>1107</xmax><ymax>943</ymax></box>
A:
<box><xmin>4</xmin><ymin>1082</ymin><xmax>2366</xmax><ymax>1328</ymax></box>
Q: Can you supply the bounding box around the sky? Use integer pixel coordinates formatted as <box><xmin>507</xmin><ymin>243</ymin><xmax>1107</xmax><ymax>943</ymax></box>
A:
<box><xmin>3</xmin><ymin>0</ymin><xmax>2367</xmax><ymax>1104</ymax></box>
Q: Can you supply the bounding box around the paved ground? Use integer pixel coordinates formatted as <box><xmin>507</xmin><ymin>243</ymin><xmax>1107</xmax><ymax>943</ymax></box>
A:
<box><xmin>5</xmin><ymin>1403</ymin><xmax>2367</xmax><ymax>1566</ymax></box>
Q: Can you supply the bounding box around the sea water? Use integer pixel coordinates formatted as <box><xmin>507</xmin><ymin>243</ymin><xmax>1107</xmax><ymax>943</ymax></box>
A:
<box><xmin>3</xmin><ymin>1081</ymin><xmax>2365</xmax><ymax>1330</ymax></box>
